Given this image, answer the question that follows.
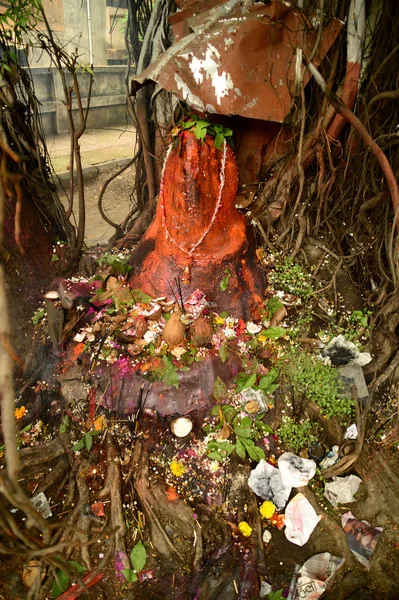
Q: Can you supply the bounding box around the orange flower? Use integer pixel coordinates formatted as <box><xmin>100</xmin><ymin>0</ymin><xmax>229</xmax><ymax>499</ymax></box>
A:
<box><xmin>14</xmin><ymin>406</ymin><xmax>26</xmax><ymax>420</ymax></box>
<box><xmin>269</xmin><ymin>512</ymin><xmax>285</xmax><ymax>530</ymax></box>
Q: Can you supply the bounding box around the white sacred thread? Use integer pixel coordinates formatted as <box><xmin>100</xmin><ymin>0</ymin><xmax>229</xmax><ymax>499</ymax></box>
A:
<box><xmin>160</xmin><ymin>139</ymin><xmax>227</xmax><ymax>256</ymax></box>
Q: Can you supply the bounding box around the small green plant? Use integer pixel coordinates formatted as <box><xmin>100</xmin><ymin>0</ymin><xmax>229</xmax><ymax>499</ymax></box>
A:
<box><xmin>265</xmin><ymin>297</ymin><xmax>283</xmax><ymax>318</ymax></box>
<box><xmin>271</xmin><ymin>256</ymin><xmax>313</xmax><ymax>299</ymax></box>
<box><xmin>149</xmin><ymin>355</ymin><xmax>180</xmax><ymax>388</ymax></box>
<box><xmin>235</xmin><ymin>368</ymin><xmax>279</xmax><ymax>395</ymax></box>
<box><xmin>97</xmin><ymin>251</ymin><xmax>132</xmax><ymax>276</ymax></box>
<box><xmin>281</xmin><ymin>351</ymin><xmax>354</xmax><ymax>420</ymax></box>
<box><xmin>204</xmin><ymin>407</ymin><xmax>272</xmax><ymax>463</ymax></box>
<box><xmin>52</xmin><ymin>560</ymin><xmax>87</xmax><ymax>598</ymax></box>
<box><xmin>277</xmin><ymin>416</ymin><xmax>321</xmax><ymax>453</ymax></box>
<box><xmin>122</xmin><ymin>540</ymin><xmax>147</xmax><ymax>583</ymax></box>
<box><xmin>32</xmin><ymin>307</ymin><xmax>46</xmax><ymax>325</ymax></box>
<box><xmin>176</xmin><ymin>115</ymin><xmax>233</xmax><ymax>148</ymax></box>
<box><xmin>71</xmin><ymin>430</ymin><xmax>101</xmax><ymax>452</ymax></box>
<box><xmin>268</xmin><ymin>589</ymin><xmax>284</xmax><ymax>600</ymax></box>
<box><xmin>59</xmin><ymin>414</ymin><xmax>70</xmax><ymax>434</ymax></box>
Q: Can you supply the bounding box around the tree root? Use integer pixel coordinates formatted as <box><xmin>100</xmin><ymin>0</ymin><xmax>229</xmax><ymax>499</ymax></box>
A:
<box><xmin>18</xmin><ymin>434</ymin><xmax>68</xmax><ymax>468</ymax></box>
<box><xmin>98</xmin><ymin>434</ymin><xmax>128</xmax><ymax>569</ymax></box>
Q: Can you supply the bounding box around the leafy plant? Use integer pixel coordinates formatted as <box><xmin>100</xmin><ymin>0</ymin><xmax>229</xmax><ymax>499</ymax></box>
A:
<box><xmin>281</xmin><ymin>351</ymin><xmax>354</xmax><ymax>420</ymax></box>
<box><xmin>235</xmin><ymin>368</ymin><xmax>279</xmax><ymax>395</ymax></box>
<box><xmin>176</xmin><ymin>115</ymin><xmax>234</xmax><ymax>149</ymax></box>
<box><xmin>150</xmin><ymin>355</ymin><xmax>179</xmax><ymax>388</ymax></box>
<box><xmin>32</xmin><ymin>307</ymin><xmax>46</xmax><ymax>324</ymax></box>
<box><xmin>52</xmin><ymin>560</ymin><xmax>86</xmax><ymax>598</ymax></box>
<box><xmin>266</xmin><ymin>297</ymin><xmax>283</xmax><ymax>318</ymax></box>
<box><xmin>71</xmin><ymin>430</ymin><xmax>101</xmax><ymax>452</ymax></box>
<box><xmin>59</xmin><ymin>415</ymin><xmax>70</xmax><ymax>434</ymax></box>
<box><xmin>122</xmin><ymin>540</ymin><xmax>147</xmax><ymax>583</ymax></box>
<box><xmin>277</xmin><ymin>417</ymin><xmax>321</xmax><ymax>453</ymax></box>
<box><xmin>271</xmin><ymin>256</ymin><xmax>313</xmax><ymax>299</ymax></box>
<box><xmin>205</xmin><ymin>407</ymin><xmax>272</xmax><ymax>463</ymax></box>
<box><xmin>268</xmin><ymin>589</ymin><xmax>284</xmax><ymax>600</ymax></box>
<box><xmin>97</xmin><ymin>251</ymin><xmax>132</xmax><ymax>277</ymax></box>
<box><xmin>259</xmin><ymin>326</ymin><xmax>286</xmax><ymax>340</ymax></box>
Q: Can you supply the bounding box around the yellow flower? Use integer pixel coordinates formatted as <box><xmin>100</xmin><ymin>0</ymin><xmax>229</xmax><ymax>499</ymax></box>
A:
<box><xmin>14</xmin><ymin>406</ymin><xmax>26</xmax><ymax>420</ymax></box>
<box><xmin>260</xmin><ymin>501</ymin><xmax>276</xmax><ymax>520</ymax></box>
<box><xmin>258</xmin><ymin>335</ymin><xmax>267</xmax><ymax>343</ymax></box>
<box><xmin>238</xmin><ymin>521</ymin><xmax>252</xmax><ymax>537</ymax></box>
<box><xmin>170</xmin><ymin>460</ymin><xmax>185</xmax><ymax>477</ymax></box>
<box><xmin>215</xmin><ymin>316</ymin><xmax>225</xmax><ymax>326</ymax></box>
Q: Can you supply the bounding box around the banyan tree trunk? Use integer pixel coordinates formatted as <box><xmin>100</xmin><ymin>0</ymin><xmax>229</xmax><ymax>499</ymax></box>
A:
<box><xmin>128</xmin><ymin>130</ymin><xmax>265</xmax><ymax>319</ymax></box>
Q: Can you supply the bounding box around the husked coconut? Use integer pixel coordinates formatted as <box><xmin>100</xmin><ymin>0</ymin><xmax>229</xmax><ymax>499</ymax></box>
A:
<box><xmin>190</xmin><ymin>316</ymin><xmax>213</xmax><ymax>347</ymax></box>
<box><xmin>163</xmin><ymin>309</ymin><xmax>185</xmax><ymax>347</ymax></box>
<box><xmin>170</xmin><ymin>417</ymin><xmax>193</xmax><ymax>438</ymax></box>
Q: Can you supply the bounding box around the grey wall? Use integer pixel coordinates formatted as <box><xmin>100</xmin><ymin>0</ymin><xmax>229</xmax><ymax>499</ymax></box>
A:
<box><xmin>29</xmin><ymin>65</ymin><xmax>128</xmax><ymax>135</ymax></box>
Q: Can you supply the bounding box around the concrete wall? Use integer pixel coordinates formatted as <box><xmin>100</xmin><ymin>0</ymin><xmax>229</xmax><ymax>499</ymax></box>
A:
<box><xmin>30</xmin><ymin>0</ymin><xmax>128</xmax><ymax>68</ymax></box>
<box><xmin>30</xmin><ymin>65</ymin><xmax>128</xmax><ymax>135</ymax></box>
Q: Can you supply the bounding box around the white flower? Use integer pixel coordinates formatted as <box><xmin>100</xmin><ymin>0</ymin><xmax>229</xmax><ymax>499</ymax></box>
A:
<box><xmin>170</xmin><ymin>346</ymin><xmax>187</xmax><ymax>359</ymax></box>
<box><xmin>144</xmin><ymin>330</ymin><xmax>158</xmax><ymax>345</ymax></box>
<box><xmin>275</xmin><ymin>290</ymin><xmax>285</xmax><ymax>298</ymax></box>
<box><xmin>223</xmin><ymin>327</ymin><xmax>236</xmax><ymax>338</ymax></box>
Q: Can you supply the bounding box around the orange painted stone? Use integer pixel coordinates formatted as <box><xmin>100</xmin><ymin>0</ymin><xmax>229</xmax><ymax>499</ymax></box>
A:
<box><xmin>128</xmin><ymin>130</ymin><xmax>265</xmax><ymax>319</ymax></box>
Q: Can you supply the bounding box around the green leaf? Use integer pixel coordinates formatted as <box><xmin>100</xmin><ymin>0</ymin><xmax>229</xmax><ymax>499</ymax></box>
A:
<box><xmin>220</xmin><ymin>270</ymin><xmax>231</xmax><ymax>292</ymax></box>
<box><xmin>130</xmin><ymin>540</ymin><xmax>147</xmax><ymax>573</ymax></box>
<box><xmin>223</xmin><ymin>406</ymin><xmax>237</xmax><ymax>423</ymax></box>
<box><xmin>245</xmin><ymin>373</ymin><xmax>257</xmax><ymax>389</ymax></box>
<box><xmin>182</xmin><ymin>120</ymin><xmax>195</xmax><ymax>129</ymax></box>
<box><xmin>240</xmin><ymin>416</ymin><xmax>252</xmax><ymax>428</ymax></box>
<box><xmin>212</xmin><ymin>376</ymin><xmax>228</xmax><ymax>401</ymax></box>
<box><xmin>235</xmin><ymin>437</ymin><xmax>246</xmax><ymax>460</ymax></box>
<box><xmin>32</xmin><ymin>308</ymin><xmax>46</xmax><ymax>324</ymax></box>
<box><xmin>262</xmin><ymin>326</ymin><xmax>286</xmax><ymax>340</ymax></box>
<box><xmin>68</xmin><ymin>561</ymin><xmax>86</xmax><ymax>574</ymax></box>
<box><xmin>234</xmin><ymin>426</ymin><xmax>251</xmax><ymax>439</ymax></box>
<box><xmin>214</xmin><ymin>132</ymin><xmax>225</xmax><ymax>149</ymax></box>
<box><xmin>84</xmin><ymin>432</ymin><xmax>93</xmax><ymax>452</ymax></box>
<box><xmin>258</xmin><ymin>368</ymin><xmax>278</xmax><ymax>391</ymax></box>
<box><xmin>194</xmin><ymin>120</ymin><xmax>208</xmax><ymax>140</ymax></box>
<box><xmin>71</xmin><ymin>438</ymin><xmax>85</xmax><ymax>452</ymax></box>
<box><xmin>131</xmin><ymin>289</ymin><xmax>151</xmax><ymax>304</ymax></box>
<box><xmin>52</xmin><ymin>571</ymin><xmax>69</xmax><ymax>598</ymax></box>
<box><xmin>122</xmin><ymin>569</ymin><xmax>139</xmax><ymax>583</ymax></box>
<box><xmin>219</xmin><ymin>343</ymin><xmax>229</xmax><ymax>363</ymax></box>
<box><xmin>210</xmin><ymin>404</ymin><xmax>221</xmax><ymax>416</ymax></box>
<box><xmin>266</xmin><ymin>297</ymin><xmax>283</xmax><ymax>318</ymax></box>
<box><xmin>208</xmin><ymin>450</ymin><xmax>223</xmax><ymax>461</ymax></box>
<box><xmin>242</xmin><ymin>438</ymin><xmax>265</xmax><ymax>461</ymax></box>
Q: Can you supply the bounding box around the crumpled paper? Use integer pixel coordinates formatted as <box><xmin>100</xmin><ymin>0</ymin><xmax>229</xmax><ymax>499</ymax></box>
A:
<box><xmin>278</xmin><ymin>452</ymin><xmax>317</xmax><ymax>487</ymax></box>
<box><xmin>284</xmin><ymin>493</ymin><xmax>322</xmax><ymax>546</ymax></box>
<box><xmin>248</xmin><ymin>459</ymin><xmax>291</xmax><ymax>510</ymax></box>
<box><xmin>287</xmin><ymin>552</ymin><xmax>344</xmax><ymax>600</ymax></box>
<box><xmin>324</xmin><ymin>475</ymin><xmax>362</xmax><ymax>508</ymax></box>
<box><xmin>344</xmin><ymin>424</ymin><xmax>358</xmax><ymax>440</ymax></box>
<box><xmin>342</xmin><ymin>511</ymin><xmax>383</xmax><ymax>569</ymax></box>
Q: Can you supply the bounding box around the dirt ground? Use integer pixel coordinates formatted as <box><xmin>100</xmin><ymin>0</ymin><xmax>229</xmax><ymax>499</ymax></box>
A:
<box><xmin>59</xmin><ymin>166</ymin><xmax>135</xmax><ymax>247</ymax></box>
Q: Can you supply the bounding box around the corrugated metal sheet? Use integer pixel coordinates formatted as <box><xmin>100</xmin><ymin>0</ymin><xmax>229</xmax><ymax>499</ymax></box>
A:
<box><xmin>131</xmin><ymin>0</ymin><xmax>342</xmax><ymax>122</ymax></box>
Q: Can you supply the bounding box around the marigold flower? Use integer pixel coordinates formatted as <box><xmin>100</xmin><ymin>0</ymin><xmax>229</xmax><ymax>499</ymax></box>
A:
<box><xmin>170</xmin><ymin>460</ymin><xmax>185</xmax><ymax>477</ymax></box>
<box><xmin>259</xmin><ymin>501</ymin><xmax>276</xmax><ymax>520</ymax></box>
<box><xmin>238</xmin><ymin>521</ymin><xmax>252</xmax><ymax>537</ymax></box>
<box><xmin>14</xmin><ymin>406</ymin><xmax>26</xmax><ymax>420</ymax></box>
<box><xmin>215</xmin><ymin>316</ymin><xmax>225</xmax><ymax>326</ymax></box>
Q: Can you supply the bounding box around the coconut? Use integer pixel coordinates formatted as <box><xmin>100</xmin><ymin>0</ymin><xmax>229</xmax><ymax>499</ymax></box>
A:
<box><xmin>189</xmin><ymin>316</ymin><xmax>213</xmax><ymax>347</ymax></box>
<box><xmin>170</xmin><ymin>417</ymin><xmax>193</xmax><ymax>438</ymax></box>
<box><xmin>163</xmin><ymin>309</ymin><xmax>185</xmax><ymax>347</ymax></box>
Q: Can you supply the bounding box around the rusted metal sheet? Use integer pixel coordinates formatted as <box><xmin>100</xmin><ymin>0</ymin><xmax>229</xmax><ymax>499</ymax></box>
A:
<box><xmin>131</xmin><ymin>0</ymin><xmax>343</xmax><ymax>123</ymax></box>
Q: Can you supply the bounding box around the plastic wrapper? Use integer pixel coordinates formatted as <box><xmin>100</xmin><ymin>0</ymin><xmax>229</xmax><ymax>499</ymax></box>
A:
<box><xmin>248</xmin><ymin>459</ymin><xmax>291</xmax><ymax>510</ymax></box>
<box><xmin>287</xmin><ymin>552</ymin><xmax>344</xmax><ymax>599</ymax></box>
<box><xmin>30</xmin><ymin>492</ymin><xmax>52</xmax><ymax>519</ymax></box>
<box><xmin>342</xmin><ymin>511</ymin><xmax>383</xmax><ymax>569</ymax></box>
<box><xmin>284</xmin><ymin>493</ymin><xmax>321</xmax><ymax>546</ymax></box>
<box><xmin>324</xmin><ymin>475</ymin><xmax>362</xmax><ymax>508</ymax></box>
<box><xmin>319</xmin><ymin>446</ymin><xmax>339</xmax><ymax>470</ymax></box>
<box><xmin>344</xmin><ymin>424</ymin><xmax>358</xmax><ymax>439</ymax></box>
<box><xmin>278</xmin><ymin>452</ymin><xmax>317</xmax><ymax>487</ymax></box>
<box><xmin>321</xmin><ymin>335</ymin><xmax>371</xmax><ymax>367</ymax></box>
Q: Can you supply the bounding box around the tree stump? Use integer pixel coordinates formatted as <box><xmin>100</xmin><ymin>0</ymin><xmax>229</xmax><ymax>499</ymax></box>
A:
<box><xmin>128</xmin><ymin>130</ymin><xmax>265</xmax><ymax>320</ymax></box>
